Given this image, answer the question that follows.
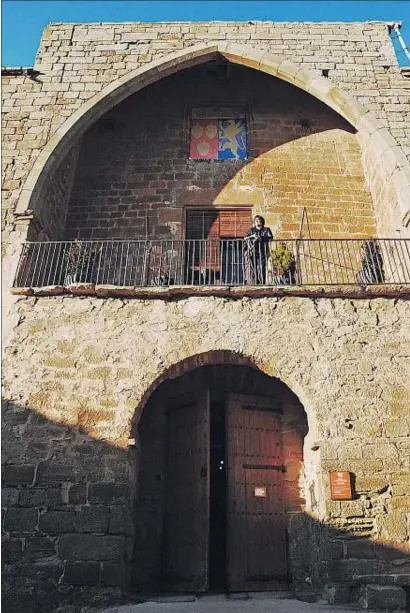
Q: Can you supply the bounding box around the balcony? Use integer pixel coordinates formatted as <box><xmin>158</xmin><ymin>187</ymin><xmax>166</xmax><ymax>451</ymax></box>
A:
<box><xmin>12</xmin><ymin>239</ymin><xmax>410</xmax><ymax>298</ymax></box>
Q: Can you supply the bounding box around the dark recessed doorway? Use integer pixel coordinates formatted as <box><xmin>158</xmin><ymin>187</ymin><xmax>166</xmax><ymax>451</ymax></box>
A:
<box><xmin>134</xmin><ymin>364</ymin><xmax>308</xmax><ymax>594</ymax></box>
<box><xmin>209</xmin><ymin>399</ymin><xmax>227</xmax><ymax>591</ymax></box>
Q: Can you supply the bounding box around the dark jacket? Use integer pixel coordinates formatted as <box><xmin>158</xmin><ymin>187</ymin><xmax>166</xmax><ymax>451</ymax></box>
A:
<box><xmin>244</xmin><ymin>226</ymin><xmax>273</xmax><ymax>258</ymax></box>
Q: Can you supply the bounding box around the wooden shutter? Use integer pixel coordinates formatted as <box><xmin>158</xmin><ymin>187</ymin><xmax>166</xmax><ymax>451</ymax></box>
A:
<box><xmin>219</xmin><ymin>210</ymin><xmax>251</xmax><ymax>238</ymax></box>
<box><xmin>226</xmin><ymin>393</ymin><xmax>288</xmax><ymax>592</ymax></box>
<box><xmin>186</xmin><ymin>209</ymin><xmax>251</xmax><ymax>240</ymax></box>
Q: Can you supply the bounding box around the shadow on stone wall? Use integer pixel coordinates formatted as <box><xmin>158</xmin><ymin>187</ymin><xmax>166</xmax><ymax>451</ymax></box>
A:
<box><xmin>2</xmin><ymin>398</ymin><xmax>133</xmax><ymax>613</ymax></box>
<box><xmin>63</xmin><ymin>62</ymin><xmax>361</xmax><ymax>241</ymax></box>
<box><xmin>2</xmin><ymin>397</ymin><xmax>410</xmax><ymax>613</ymax></box>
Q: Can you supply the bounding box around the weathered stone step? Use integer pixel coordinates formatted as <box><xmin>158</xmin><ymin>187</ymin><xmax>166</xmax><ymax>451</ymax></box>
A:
<box><xmin>352</xmin><ymin>573</ymin><xmax>410</xmax><ymax>586</ymax></box>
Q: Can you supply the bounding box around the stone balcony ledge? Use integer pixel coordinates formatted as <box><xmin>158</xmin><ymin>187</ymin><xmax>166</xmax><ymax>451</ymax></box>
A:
<box><xmin>10</xmin><ymin>283</ymin><xmax>410</xmax><ymax>300</ymax></box>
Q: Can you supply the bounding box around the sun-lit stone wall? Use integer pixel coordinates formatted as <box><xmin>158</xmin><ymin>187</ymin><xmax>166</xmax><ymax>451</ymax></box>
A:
<box><xmin>2</xmin><ymin>295</ymin><xmax>409</xmax><ymax>609</ymax></box>
<box><xmin>2</xmin><ymin>21</ymin><xmax>410</xmax><ymax>247</ymax></box>
<box><xmin>64</xmin><ymin>64</ymin><xmax>376</xmax><ymax>241</ymax></box>
<box><xmin>2</xmin><ymin>20</ymin><xmax>410</xmax><ymax>613</ymax></box>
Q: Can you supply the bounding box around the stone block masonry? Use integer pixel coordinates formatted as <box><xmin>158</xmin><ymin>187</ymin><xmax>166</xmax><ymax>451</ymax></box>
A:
<box><xmin>64</xmin><ymin>63</ymin><xmax>376</xmax><ymax>241</ymax></box>
<box><xmin>2</xmin><ymin>295</ymin><xmax>410</xmax><ymax>610</ymax></box>
<box><xmin>2</xmin><ymin>21</ymin><xmax>410</xmax><ymax>241</ymax></box>
<box><xmin>2</xmin><ymin>20</ymin><xmax>410</xmax><ymax>613</ymax></box>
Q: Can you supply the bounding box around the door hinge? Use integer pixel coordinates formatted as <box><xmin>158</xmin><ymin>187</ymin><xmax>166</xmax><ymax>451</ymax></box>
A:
<box><xmin>246</xmin><ymin>574</ymin><xmax>289</xmax><ymax>582</ymax></box>
<box><xmin>243</xmin><ymin>463</ymin><xmax>286</xmax><ymax>472</ymax></box>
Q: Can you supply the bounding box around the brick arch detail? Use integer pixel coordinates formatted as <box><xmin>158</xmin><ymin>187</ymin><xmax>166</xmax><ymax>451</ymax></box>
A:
<box><xmin>16</xmin><ymin>41</ymin><xmax>410</xmax><ymax>231</ymax></box>
<box><xmin>130</xmin><ymin>349</ymin><xmax>316</xmax><ymax>440</ymax></box>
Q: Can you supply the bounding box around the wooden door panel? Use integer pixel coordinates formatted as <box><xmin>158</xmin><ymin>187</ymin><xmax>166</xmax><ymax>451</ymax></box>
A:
<box><xmin>163</xmin><ymin>391</ymin><xmax>210</xmax><ymax>592</ymax></box>
<box><xmin>226</xmin><ymin>394</ymin><xmax>288</xmax><ymax>592</ymax></box>
<box><xmin>244</xmin><ymin>468</ymin><xmax>287</xmax><ymax>583</ymax></box>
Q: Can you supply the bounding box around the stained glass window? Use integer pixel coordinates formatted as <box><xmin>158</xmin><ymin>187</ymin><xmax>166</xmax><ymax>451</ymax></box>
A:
<box><xmin>189</xmin><ymin>118</ymin><xmax>247</xmax><ymax>160</ymax></box>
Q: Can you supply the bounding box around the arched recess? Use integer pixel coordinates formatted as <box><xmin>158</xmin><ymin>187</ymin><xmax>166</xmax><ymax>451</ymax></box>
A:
<box><xmin>128</xmin><ymin>349</ymin><xmax>323</xmax><ymax>512</ymax></box>
<box><xmin>16</xmin><ymin>41</ymin><xmax>410</xmax><ymax>234</ymax></box>
<box><xmin>129</xmin><ymin>351</ymin><xmax>320</xmax><ymax>592</ymax></box>
<box><xmin>129</xmin><ymin>349</ymin><xmax>318</xmax><ymax>440</ymax></box>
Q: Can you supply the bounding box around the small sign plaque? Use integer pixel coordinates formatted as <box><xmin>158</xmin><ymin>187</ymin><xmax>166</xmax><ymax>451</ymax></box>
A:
<box><xmin>254</xmin><ymin>486</ymin><xmax>267</xmax><ymax>498</ymax></box>
<box><xmin>330</xmin><ymin>471</ymin><xmax>352</xmax><ymax>500</ymax></box>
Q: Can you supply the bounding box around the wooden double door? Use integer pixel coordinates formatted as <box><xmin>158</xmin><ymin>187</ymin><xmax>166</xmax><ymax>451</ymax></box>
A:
<box><xmin>163</xmin><ymin>391</ymin><xmax>288</xmax><ymax>593</ymax></box>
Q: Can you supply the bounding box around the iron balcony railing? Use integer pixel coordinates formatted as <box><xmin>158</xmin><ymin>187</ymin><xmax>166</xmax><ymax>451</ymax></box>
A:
<box><xmin>12</xmin><ymin>238</ymin><xmax>410</xmax><ymax>289</ymax></box>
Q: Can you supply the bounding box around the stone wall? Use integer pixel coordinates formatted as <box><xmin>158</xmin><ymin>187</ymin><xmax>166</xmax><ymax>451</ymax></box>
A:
<box><xmin>65</xmin><ymin>63</ymin><xmax>375</xmax><ymax>241</ymax></box>
<box><xmin>2</xmin><ymin>294</ymin><xmax>409</xmax><ymax>610</ymax></box>
<box><xmin>26</xmin><ymin>21</ymin><xmax>410</xmax><ymax>155</ymax></box>
<box><xmin>2</xmin><ymin>21</ymin><xmax>410</xmax><ymax>245</ymax></box>
<box><xmin>2</xmin><ymin>19</ymin><xmax>410</xmax><ymax>613</ymax></box>
<box><xmin>39</xmin><ymin>141</ymin><xmax>81</xmax><ymax>239</ymax></box>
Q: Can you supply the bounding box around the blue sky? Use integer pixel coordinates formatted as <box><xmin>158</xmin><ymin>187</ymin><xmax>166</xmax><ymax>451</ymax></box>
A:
<box><xmin>2</xmin><ymin>1</ymin><xmax>410</xmax><ymax>66</ymax></box>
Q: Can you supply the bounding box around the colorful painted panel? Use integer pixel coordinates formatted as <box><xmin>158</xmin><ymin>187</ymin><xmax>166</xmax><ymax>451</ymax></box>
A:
<box><xmin>218</xmin><ymin>119</ymin><xmax>247</xmax><ymax>160</ymax></box>
<box><xmin>190</xmin><ymin>118</ymin><xmax>247</xmax><ymax>160</ymax></box>
<box><xmin>189</xmin><ymin>120</ymin><xmax>219</xmax><ymax>159</ymax></box>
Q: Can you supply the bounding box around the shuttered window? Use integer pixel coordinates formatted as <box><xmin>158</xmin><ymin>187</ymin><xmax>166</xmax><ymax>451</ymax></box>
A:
<box><xmin>185</xmin><ymin>209</ymin><xmax>251</xmax><ymax>283</ymax></box>
<box><xmin>186</xmin><ymin>209</ymin><xmax>251</xmax><ymax>240</ymax></box>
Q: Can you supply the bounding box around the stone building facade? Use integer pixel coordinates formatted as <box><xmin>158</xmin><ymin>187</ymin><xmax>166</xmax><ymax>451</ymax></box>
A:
<box><xmin>2</xmin><ymin>21</ymin><xmax>410</xmax><ymax>612</ymax></box>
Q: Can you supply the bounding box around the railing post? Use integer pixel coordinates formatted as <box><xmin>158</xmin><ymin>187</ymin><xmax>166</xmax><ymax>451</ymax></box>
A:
<box><xmin>142</xmin><ymin>240</ymin><xmax>150</xmax><ymax>286</ymax></box>
<box><xmin>295</xmin><ymin>239</ymin><xmax>301</xmax><ymax>285</ymax></box>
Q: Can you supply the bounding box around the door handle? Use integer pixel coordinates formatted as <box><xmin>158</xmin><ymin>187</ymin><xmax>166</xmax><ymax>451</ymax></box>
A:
<box><xmin>200</xmin><ymin>466</ymin><xmax>207</xmax><ymax>478</ymax></box>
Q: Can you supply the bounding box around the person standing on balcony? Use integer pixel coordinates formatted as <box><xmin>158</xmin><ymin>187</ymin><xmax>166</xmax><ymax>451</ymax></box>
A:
<box><xmin>244</xmin><ymin>215</ymin><xmax>273</xmax><ymax>284</ymax></box>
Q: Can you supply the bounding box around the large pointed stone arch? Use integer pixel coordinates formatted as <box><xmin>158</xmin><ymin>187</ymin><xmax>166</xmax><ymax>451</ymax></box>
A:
<box><xmin>16</xmin><ymin>41</ymin><xmax>410</xmax><ymax>232</ymax></box>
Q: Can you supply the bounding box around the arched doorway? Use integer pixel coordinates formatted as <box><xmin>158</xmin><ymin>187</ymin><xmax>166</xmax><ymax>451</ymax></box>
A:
<box><xmin>132</xmin><ymin>363</ymin><xmax>308</xmax><ymax>593</ymax></box>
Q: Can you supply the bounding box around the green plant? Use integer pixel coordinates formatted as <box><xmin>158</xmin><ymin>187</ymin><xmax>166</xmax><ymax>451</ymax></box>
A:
<box><xmin>270</xmin><ymin>242</ymin><xmax>293</xmax><ymax>274</ymax></box>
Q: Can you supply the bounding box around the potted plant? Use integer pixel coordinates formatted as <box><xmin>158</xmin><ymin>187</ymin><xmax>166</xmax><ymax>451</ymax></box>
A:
<box><xmin>357</xmin><ymin>239</ymin><xmax>384</xmax><ymax>285</ymax></box>
<box><xmin>270</xmin><ymin>242</ymin><xmax>296</xmax><ymax>285</ymax></box>
<box><xmin>63</xmin><ymin>240</ymin><xmax>100</xmax><ymax>285</ymax></box>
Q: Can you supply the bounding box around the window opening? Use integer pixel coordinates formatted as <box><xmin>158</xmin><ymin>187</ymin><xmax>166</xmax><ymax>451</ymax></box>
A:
<box><xmin>185</xmin><ymin>208</ymin><xmax>251</xmax><ymax>285</ymax></box>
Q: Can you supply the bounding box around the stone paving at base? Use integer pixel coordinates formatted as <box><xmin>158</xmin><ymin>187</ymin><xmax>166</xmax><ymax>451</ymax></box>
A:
<box><xmin>96</xmin><ymin>594</ymin><xmax>363</xmax><ymax>613</ymax></box>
